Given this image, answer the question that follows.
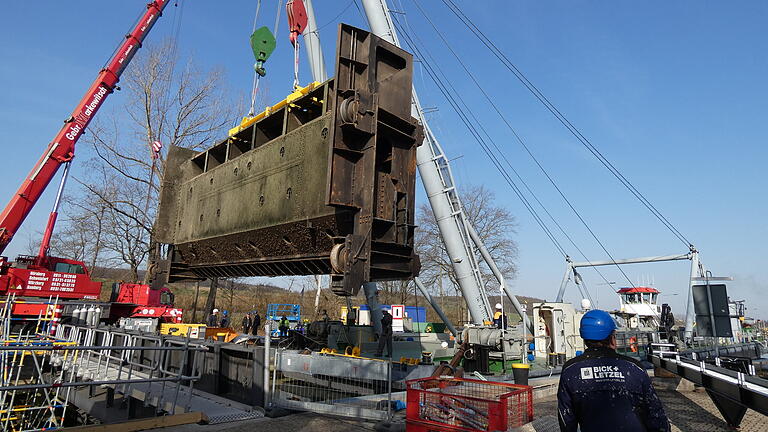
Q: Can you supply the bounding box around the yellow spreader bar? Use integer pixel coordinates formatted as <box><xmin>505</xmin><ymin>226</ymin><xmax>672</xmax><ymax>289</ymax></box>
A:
<box><xmin>228</xmin><ymin>81</ymin><xmax>322</xmax><ymax>136</ymax></box>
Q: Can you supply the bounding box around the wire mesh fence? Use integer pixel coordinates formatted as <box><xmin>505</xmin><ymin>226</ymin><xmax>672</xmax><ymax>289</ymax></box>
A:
<box><xmin>270</xmin><ymin>346</ymin><xmax>395</xmax><ymax>421</ymax></box>
<box><xmin>406</xmin><ymin>377</ymin><xmax>533</xmax><ymax>431</ymax></box>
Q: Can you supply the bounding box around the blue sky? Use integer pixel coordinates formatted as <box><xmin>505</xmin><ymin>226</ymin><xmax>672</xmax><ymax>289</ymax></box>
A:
<box><xmin>1</xmin><ymin>1</ymin><xmax>766</xmax><ymax>318</ymax></box>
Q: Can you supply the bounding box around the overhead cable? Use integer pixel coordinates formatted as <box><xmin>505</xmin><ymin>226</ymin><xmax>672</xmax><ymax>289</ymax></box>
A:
<box><xmin>439</xmin><ymin>0</ymin><xmax>693</xmax><ymax>250</ymax></box>
<box><xmin>393</xmin><ymin>13</ymin><xmax>636</xmax><ymax>289</ymax></box>
<box><xmin>408</xmin><ymin>1</ymin><xmax>622</xmax><ymax>292</ymax></box>
<box><xmin>391</xmin><ymin>19</ymin><xmax>570</xmax><ymax>259</ymax></box>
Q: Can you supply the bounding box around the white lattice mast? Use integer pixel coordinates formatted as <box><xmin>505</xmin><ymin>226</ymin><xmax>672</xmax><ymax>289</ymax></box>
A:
<box><xmin>360</xmin><ymin>0</ymin><xmax>534</xmax><ymax>325</ymax></box>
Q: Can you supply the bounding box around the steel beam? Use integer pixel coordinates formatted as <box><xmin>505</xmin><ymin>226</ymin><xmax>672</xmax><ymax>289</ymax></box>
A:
<box><xmin>651</xmin><ymin>354</ymin><xmax>768</xmax><ymax>427</ymax></box>
<box><xmin>556</xmin><ymin>252</ymin><xmax>692</xmax><ymax>302</ymax></box>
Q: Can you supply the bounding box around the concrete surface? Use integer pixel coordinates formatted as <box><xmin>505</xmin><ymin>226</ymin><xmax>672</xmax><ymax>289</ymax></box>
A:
<box><xmin>152</xmin><ymin>412</ymin><xmax>376</xmax><ymax>432</ymax></box>
<box><xmin>532</xmin><ymin>379</ymin><xmax>767</xmax><ymax>432</ymax></box>
<box><xmin>155</xmin><ymin>376</ymin><xmax>767</xmax><ymax>431</ymax></box>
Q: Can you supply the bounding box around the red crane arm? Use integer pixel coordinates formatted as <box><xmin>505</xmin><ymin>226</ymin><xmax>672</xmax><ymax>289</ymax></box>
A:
<box><xmin>0</xmin><ymin>0</ymin><xmax>169</xmax><ymax>255</ymax></box>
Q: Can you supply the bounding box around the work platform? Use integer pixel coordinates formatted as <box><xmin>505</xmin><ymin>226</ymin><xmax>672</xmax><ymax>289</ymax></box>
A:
<box><xmin>50</xmin><ymin>324</ymin><xmax>265</xmax><ymax>425</ymax></box>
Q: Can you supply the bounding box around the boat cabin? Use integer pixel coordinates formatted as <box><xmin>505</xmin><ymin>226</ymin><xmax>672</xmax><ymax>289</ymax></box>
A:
<box><xmin>617</xmin><ymin>286</ymin><xmax>661</xmax><ymax>318</ymax></box>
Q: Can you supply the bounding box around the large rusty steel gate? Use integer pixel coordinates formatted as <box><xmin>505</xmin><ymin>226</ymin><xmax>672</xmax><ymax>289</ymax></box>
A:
<box><xmin>155</xmin><ymin>24</ymin><xmax>422</xmax><ymax>296</ymax></box>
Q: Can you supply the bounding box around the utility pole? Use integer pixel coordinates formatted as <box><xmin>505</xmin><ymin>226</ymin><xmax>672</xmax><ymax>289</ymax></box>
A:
<box><xmin>314</xmin><ymin>275</ymin><xmax>322</xmax><ymax>316</ymax></box>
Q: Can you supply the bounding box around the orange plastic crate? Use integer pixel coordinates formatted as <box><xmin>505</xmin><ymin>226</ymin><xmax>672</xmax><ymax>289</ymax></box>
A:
<box><xmin>405</xmin><ymin>377</ymin><xmax>533</xmax><ymax>431</ymax></box>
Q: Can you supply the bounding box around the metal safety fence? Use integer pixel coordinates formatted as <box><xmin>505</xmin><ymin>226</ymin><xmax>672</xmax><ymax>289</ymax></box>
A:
<box><xmin>269</xmin><ymin>343</ymin><xmax>396</xmax><ymax>421</ymax></box>
<box><xmin>0</xmin><ymin>309</ymin><xmax>206</xmax><ymax>431</ymax></box>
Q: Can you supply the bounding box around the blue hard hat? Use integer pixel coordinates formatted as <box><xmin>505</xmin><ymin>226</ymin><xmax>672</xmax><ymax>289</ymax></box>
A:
<box><xmin>579</xmin><ymin>309</ymin><xmax>616</xmax><ymax>341</ymax></box>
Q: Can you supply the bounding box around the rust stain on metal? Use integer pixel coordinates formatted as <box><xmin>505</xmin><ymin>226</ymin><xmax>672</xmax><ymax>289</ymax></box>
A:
<box><xmin>155</xmin><ymin>24</ymin><xmax>421</xmax><ymax>296</ymax></box>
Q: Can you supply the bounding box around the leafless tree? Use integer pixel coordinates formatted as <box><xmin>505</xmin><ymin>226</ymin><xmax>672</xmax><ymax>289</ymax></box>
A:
<box><xmin>377</xmin><ymin>280</ymin><xmax>414</xmax><ymax>306</ymax></box>
<box><xmin>204</xmin><ymin>277</ymin><xmax>219</xmax><ymax>318</ymax></box>
<box><xmin>416</xmin><ymin>184</ymin><xmax>518</xmax><ymax>314</ymax></box>
<box><xmin>62</xmin><ymin>40</ymin><xmax>234</xmax><ymax>281</ymax></box>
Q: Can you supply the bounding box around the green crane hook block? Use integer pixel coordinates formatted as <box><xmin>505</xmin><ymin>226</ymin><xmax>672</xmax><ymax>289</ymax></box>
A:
<box><xmin>251</xmin><ymin>26</ymin><xmax>276</xmax><ymax>77</ymax></box>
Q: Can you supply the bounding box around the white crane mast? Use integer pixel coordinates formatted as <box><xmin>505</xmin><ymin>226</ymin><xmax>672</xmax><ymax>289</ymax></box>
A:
<box><xmin>302</xmin><ymin>0</ymin><xmax>529</xmax><ymax>328</ymax></box>
<box><xmin>359</xmin><ymin>0</ymin><xmax>537</xmax><ymax>327</ymax></box>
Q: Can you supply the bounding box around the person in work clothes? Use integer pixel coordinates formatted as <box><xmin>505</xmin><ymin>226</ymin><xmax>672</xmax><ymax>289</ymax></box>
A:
<box><xmin>242</xmin><ymin>313</ymin><xmax>252</xmax><ymax>334</ymax></box>
<box><xmin>251</xmin><ymin>311</ymin><xmax>261</xmax><ymax>336</ymax></box>
<box><xmin>557</xmin><ymin>309</ymin><xmax>670</xmax><ymax>432</ymax></box>
<box><xmin>493</xmin><ymin>303</ymin><xmax>507</xmax><ymax>329</ymax></box>
<box><xmin>278</xmin><ymin>315</ymin><xmax>290</xmax><ymax>337</ymax></box>
<box><xmin>376</xmin><ymin>310</ymin><xmax>393</xmax><ymax>358</ymax></box>
<box><xmin>220</xmin><ymin>310</ymin><xmax>230</xmax><ymax>328</ymax></box>
<box><xmin>207</xmin><ymin>308</ymin><xmax>219</xmax><ymax>327</ymax></box>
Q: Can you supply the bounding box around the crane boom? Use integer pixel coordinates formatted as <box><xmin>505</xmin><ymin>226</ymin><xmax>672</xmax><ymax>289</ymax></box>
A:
<box><xmin>0</xmin><ymin>0</ymin><xmax>170</xmax><ymax>256</ymax></box>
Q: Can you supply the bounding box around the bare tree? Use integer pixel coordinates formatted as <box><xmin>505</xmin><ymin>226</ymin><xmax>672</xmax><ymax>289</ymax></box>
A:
<box><xmin>416</xmin><ymin>184</ymin><xmax>518</xmax><ymax>304</ymax></box>
<box><xmin>63</xmin><ymin>40</ymin><xmax>234</xmax><ymax>281</ymax></box>
<box><xmin>204</xmin><ymin>277</ymin><xmax>219</xmax><ymax>319</ymax></box>
<box><xmin>377</xmin><ymin>280</ymin><xmax>413</xmax><ymax>306</ymax></box>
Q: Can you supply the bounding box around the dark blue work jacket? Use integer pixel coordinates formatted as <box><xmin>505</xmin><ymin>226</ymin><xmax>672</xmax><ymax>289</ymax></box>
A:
<box><xmin>557</xmin><ymin>346</ymin><xmax>670</xmax><ymax>432</ymax></box>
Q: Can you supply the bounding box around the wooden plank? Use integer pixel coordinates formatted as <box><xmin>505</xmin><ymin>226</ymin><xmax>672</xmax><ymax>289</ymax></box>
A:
<box><xmin>64</xmin><ymin>411</ymin><xmax>208</xmax><ymax>431</ymax></box>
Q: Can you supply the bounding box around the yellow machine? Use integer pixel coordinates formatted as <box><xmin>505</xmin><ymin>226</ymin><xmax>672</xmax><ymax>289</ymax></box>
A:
<box><xmin>160</xmin><ymin>323</ymin><xmax>206</xmax><ymax>339</ymax></box>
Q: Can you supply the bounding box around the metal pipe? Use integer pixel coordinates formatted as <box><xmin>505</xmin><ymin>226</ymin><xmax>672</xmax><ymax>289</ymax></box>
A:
<box><xmin>263</xmin><ymin>322</ymin><xmax>271</xmax><ymax>408</ymax></box>
<box><xmin>522</xmin><ymin>311</ymin><xmax>528</xmax><ymax>364</ymax></box>
<box><xmin>0</xmin><ymin>344</ymin><xmax>206</xmax><ymax>351</ymax></box>
<box><xmin>557</xmin><ymin>253</ymin><xmax>692</xmax><ymax>302</ymax></box>
<box><xmin>684</xmin><ymin>250</ymin><xmax>700</xmax><ymax>342</ymax></box>
<box><xmin>363</xmin><ymin>282</ymin><xmax>383</xmax><ymax>335</ymax></box>
<box><xmin>466</xmin><ymin>223</ymin><xmax>532</xmax><ymax>333</ymax></box>
<box><xmin>570</xmin><ymin>253</ymin><xmax>692</xmax><ymax>268</ymax></box>
<box><xmin>361</xmin><ymin>0</ymin><xmax>492</xmax><ymax>324</ymax></box>
<box><xmin>414</xmin><ymin>277</ymin><xmax>458</xmax><ymax>337</ymax></box>
<box><xmin>302</xmin><ymin>0</ymin><xmax>327</xmax><ymax>82</ymax></box>
<box><xmin>0</xmin><ymin>375</ymin><xmax>198</xmax><ymax>392</ymax></box>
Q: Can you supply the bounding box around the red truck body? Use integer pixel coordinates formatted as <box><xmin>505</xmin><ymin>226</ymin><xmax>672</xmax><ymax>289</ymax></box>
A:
<box><xmin>0</xmin><ymin>1</ymin><xmax>178</xmax><ymax>329</ymax></box>
<box><xmin>110</xmin><ymin>283</ymin><xmax>183</xmax><ymax>323</ymax></box>
<box><xmin>0</xmin><ymin>255</ymin><xmax>101</xmax><ymax>300</ymax></box>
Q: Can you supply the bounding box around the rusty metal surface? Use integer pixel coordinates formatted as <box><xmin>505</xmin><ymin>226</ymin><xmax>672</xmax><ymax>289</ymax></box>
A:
<box><xmin>155</xmin><ymin>24</ymin><xmax>421</xmax><ymax>296</ymax></box>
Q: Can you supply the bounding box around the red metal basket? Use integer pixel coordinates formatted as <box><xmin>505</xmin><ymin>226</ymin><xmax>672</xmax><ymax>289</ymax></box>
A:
<box><xmin>405</xmin><ymin>377</ymin><xmax>533</xmax><ymax>432</ymax></box>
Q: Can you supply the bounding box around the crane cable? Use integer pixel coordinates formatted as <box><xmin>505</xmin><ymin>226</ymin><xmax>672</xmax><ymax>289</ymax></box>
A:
<box><xmin>440</xmin><ymin>0</ymin><xmax>692</xmax><ymax>250</ymax></box>
<box><xmin>247</xmin><ymin>0</ymin><xmax>263</xmax><ymax>117</ymax></box>
<box><xmin>391</xmin><ymin>19</ymin><xmax>569</xmax><ymax>259</ymax></box>
<box><xmin>392</xmin><ymin>14</ymin><xmax>637</xmax><ymax>290</ymax></box>
<box><xmin>144</xmin><ymin>0</ymin><xmax>186</xmax><ymax>216</ymax></box>
<box><xmin>406</xmin><ymin>0</ymin><xmax>621</xmax><ymax>294</ymax></box>
<box><xmin>287</xmin><ymin>0</ymin><xmax>308</xmax><ymax>90</ymax></box>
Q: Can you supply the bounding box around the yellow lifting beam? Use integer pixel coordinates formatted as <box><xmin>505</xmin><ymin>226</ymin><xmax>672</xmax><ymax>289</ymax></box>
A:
<box><xmin>228</xmin><ymin>81</ymin><xmax>322</xmax><ymax>136</ymax></box>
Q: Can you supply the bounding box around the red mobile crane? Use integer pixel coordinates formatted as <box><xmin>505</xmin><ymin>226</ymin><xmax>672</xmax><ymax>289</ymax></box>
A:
<box><xmin>0</xmin><ymin>1</ymin><xmax>181</xmax><ymax>326</ymax></box>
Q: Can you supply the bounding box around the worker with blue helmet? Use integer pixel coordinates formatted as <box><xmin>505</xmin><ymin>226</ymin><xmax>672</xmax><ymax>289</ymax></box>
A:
<box><xmin>220</xmin><ymin>310</ymin><xmax>230</xmax><ymax>328</ymax></box>
<box><xmin>557</xmin><ymin>309</ymin><xmax>670</xmax><ymax>432</ymax></box>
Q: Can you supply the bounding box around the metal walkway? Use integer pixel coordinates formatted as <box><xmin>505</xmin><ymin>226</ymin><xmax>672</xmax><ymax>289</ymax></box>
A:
<box><xmin>651</xmin><ymin>344</ymin><xmax>768</xmax><ymax>428</ymax></box>
<box><xmin>53</xmin><ymin>324</ymin><xmax>264</xmax><ymax>425</ymax></box>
